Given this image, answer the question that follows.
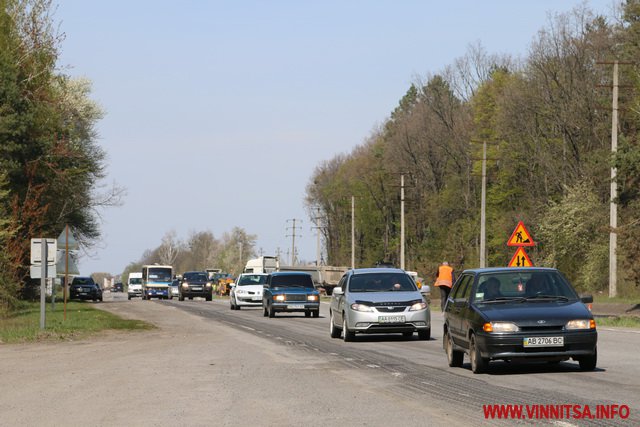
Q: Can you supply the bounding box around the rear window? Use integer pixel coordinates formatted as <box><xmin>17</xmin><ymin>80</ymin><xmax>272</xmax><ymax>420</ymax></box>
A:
<box><xmin>270</xmin><ymin>274</ymin><xmax>314</xmax><ymax>288</ymax></box>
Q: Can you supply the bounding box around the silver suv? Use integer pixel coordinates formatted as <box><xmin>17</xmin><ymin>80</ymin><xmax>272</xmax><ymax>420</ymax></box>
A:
<box><xmin>329</xmin><ymin>268</ymin><xmax>431</xmax><ymax>341</ymax></box>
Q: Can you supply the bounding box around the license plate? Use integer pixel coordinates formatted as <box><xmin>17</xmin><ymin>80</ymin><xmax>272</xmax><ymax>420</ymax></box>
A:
<box><xmin>378</xmin><ymin>315</ymin><xmax>405</xmax><ymax>324</ymax></box>
<box><xmin>287</xmin><ymin>304</ymin><xmax>305</xmax><ymax>309</ymax></box>
<box><xmin>192</xmin><ymin>287</ymin><xmax>202</xmax><ymax>291</ymax></box>
<box><xmin>252</xmin><ymin>297</ymin><xmax>262</xmax><ymax>301</ymax></box>
<box><xmin>523</xmin><ymin>336</ymin><xmax>564</xmax><ymax>347</ymax></box>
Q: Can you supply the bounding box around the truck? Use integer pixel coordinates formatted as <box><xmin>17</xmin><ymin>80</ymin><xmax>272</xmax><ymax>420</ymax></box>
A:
<box><xmin>141</xmin><ymin>264</ymin><xmax>173</xmax><ymax>300</ymax></box>
<box><xmin>244</xmin><ymin>256</ymin><xmax>348</xmax><ymax>295</ymax></box>
<box><xmin>127</xmin><ymin>272</ymin><xmax>143</xmax><ymax>300</ymax></box>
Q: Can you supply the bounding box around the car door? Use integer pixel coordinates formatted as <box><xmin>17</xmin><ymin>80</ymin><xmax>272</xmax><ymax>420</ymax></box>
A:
<box><xmin>446</xmin><ymin>274</ymin><xmax>474</xmax><ymax>346</ymax></box>
<box><xmin>332</xmin><ymin>275</ymin><xmax>348</xmax><ymax>325</ymax></box>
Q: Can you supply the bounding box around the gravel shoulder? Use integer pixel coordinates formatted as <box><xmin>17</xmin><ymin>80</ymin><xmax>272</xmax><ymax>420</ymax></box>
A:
<box><xmin>0</xmin><ymin>295</ymin><xmax>460</xmax><ymax>427</ymax></box>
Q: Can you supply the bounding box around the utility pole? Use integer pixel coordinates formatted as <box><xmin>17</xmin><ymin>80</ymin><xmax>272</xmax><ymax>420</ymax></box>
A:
<box><xmin>312</xmin><ymin>207</ymin><xmax>323</xmax><ymax>267</ymax></box>
<box><xmin>351</xmin><ymin>196</ymin><xmax>355</xmax><ymax>269</ymax></box>
<box><xmin>480</xmin><ymin>140</ymin><xmax>487</xmax><ymax>268</ymax></box>
<box><xmin>400</xmin><ymin>174</ymin><xmax>405</xmax><ymax>270</ymax></box>
<box><xmin>286</xmin><ymin>219</ymin><xmax>302</xmax><ymax>266</ymax></box>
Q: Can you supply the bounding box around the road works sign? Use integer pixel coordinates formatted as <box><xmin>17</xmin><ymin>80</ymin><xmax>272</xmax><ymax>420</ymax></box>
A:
<box><xmin>508</xmin><ymin>247</ymin><xmax>534</xmax><ymax>267</ymax></box>
<box><xmin>507</xmin><ymin>221</ymin><xmax>536</xmax><ymax>247</ymax></box>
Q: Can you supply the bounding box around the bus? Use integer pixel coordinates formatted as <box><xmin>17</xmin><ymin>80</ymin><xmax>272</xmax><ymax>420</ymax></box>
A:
<box><xmin>141</xmin><ymin>264</ymin><xmax>173</xmax><ymax>300</ymax></box>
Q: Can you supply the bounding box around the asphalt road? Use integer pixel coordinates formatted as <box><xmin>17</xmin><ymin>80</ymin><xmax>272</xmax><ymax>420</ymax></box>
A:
<box><xmin>1</xmin><ymin>292</ymin><xmax>639</xmax><ymax>426</ymax></box>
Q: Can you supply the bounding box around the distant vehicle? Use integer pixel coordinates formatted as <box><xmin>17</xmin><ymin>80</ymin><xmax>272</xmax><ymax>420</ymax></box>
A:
<box><xmin>127</xmin><ymin>272</ymin><xmax>143</xmax><ymax>300</ymax></box>
<box><xmin>113</xmin><ymin>282</ymin><xmax>124</xmax><ymax>293</ymax></box>
<box><xmin>229</xmin><ymin>273</ymin><xmax>268</xmax><ymax>310</ymax></box>
<box><xmin>443</xmin><ymin>267</ymin><xmax>597</xmax><ymax>374</ymax></box>
<box><xmin>244</xmin><ymin>256</ymin><xmax>278</xmax><ymax>273</ymax></box>
<box><xmin>142</xmin><ymin>265</ymin><xmax>172</xmax><ymax>300</ymax></box>
<box><xmin>69</xmin><ymin>276</ymin><xmax>103</xmax><ymax>302</ymax></box>
<box><xmin>179</xmin><ymin>271</ymin><xmax>213</xmax><ymax>301</ymax></box>
<box><xmin>169</xmin><ymin>279</ymin><xmax>180</xmax><ymax>299</ymax></box>
<box><xmin>262</xmin><ymin>272</ymin><xmax>320</xmax><ymax>318</ymax></box>
<box><xmin>205</xmin><ymin>268</ymin><xmax>222</xmax><ymax>280</ymax></box>
<box><xmin>329</xmin><ymin>268</ymin><xmax>431</xmax><ymax>341</ymax></box>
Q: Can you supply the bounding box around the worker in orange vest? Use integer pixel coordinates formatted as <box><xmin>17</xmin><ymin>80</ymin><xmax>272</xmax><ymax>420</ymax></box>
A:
<box><xmin>434</xmin><ymin>261</ymin><xmax>455</xmax><ymax>311</ymax></box>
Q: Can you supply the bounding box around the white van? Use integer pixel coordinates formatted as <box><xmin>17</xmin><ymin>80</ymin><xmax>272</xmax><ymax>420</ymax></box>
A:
<box><xmin>244</xmin><ymin>256</ymin><xmax>278</xmax><ymax>274</ymax></box>
<box><xmin>127</xmin><ymin>272</ymin><xmax>143</xmax><ymax>300</ymax></box>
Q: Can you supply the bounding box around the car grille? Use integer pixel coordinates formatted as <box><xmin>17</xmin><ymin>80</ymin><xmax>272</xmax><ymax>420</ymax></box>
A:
<box><xmin>519</xmin><ymin>325</ymin><xmax>564</xmax><ymax>332</ymax></box>
<box><xmin>285</xmin><ymin>294</ymin><xmax>306</xmax><ymax>302</ymax></box>
<box><xmin>376</xmin><ymin>306</ymin><xmax>407</xmax><ymax>313</ymax></box>
<box><xmin>363</xmin><ymin>300</ymin><xmax>415</xmax><ymax>312</ymax></box>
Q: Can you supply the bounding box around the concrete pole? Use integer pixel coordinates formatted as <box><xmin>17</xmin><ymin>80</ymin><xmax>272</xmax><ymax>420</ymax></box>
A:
<box><xmin>351</xmin><ymin>196</ymin><xmax>355</xmax><ymax>269</ymax></box>
<box><xmin>400</xmin><ymin>174</ymin><xmax>405</xmax><ymax>270</ymax></box>
<box><xmin>609</xmin><ymin>61</ymin><xmax>618</xmax><ymax>298</ymax></box>
<box><xmin>480</xmin><ymin>141</ymin><xmax>487</xmax><ymax>268</ymax></box>
<box><xmin>291</xmin><ymin>219</ymin><xmax>296</xmax><ymax>266</ymax></box>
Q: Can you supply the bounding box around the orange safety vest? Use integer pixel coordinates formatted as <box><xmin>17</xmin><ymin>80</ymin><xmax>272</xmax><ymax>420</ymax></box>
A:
<box><xmin>435</xmin><ymin>265</ymin><xmax>453</xmax><ymax>288</ymax></box>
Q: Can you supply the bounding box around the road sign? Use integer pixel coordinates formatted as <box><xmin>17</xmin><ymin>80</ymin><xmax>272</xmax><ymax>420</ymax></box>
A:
<box><xmin>507</xmin><ymin>221</ymin><xmax>535</xmax><ymax>247</ymax></box>
<box><xmin>30</xmin><ymin>265</ymin><xmax>56</xmax><ymax>279</ymax></box>
<box><xmin>57</xmin><ymin>226</ymin><xmax>79</xmax><ymax>251</ymax></box>
<box><xmin>56</xmin><ymin>251</ymin><xmax>80</xmax><ymax>276</ymax></box>
<box><xmin>508</xmin><ymin>247</ymin><xmax>534</xmax><ymax>267</ymax></box>
<box><xmin>30</xmin><ymin>238</ymin><xmax>57</xmax><ymax>265</ymax></box>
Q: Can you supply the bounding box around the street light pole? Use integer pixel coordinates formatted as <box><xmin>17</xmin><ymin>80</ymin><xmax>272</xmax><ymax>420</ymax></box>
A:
<box><xmin>609</xmin><ymin>61</ymin><xmax>619</xmax><ymax>298</ymax></box>
<box><xmin>400</xmin><ymin>174</ymin><xmax>405</xmax><ymax>270</ymax></box>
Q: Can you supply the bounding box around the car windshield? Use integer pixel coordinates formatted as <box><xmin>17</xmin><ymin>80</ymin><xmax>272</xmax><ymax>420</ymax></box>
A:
<box><xmin>270</xmin><ymin>275</ymin><xmax>314</xmax><ymax>288</ymax></box>
<box><xmin>474</xmin><ymin>271</ymin><xmax>578</xmax><ymax>303</ymax></box>
<box><xmin>184</xmin><ymin>273</ymin><xmax>208</xmax><ymax>282</ymax></box>
<box><xmin>348</xmin><ymin>273</ymin><xmax>417</xmax><ymax>292</ymax></box>
<box><xmin>72</xmin><ymin>278</ymin><xmax>93</xmax><ymax>285</ymax></box>
<box><xmin>238</xmin><ymin>275</ymin><xmax>267</xmax><ymax>286</ymax></box>
<box><xmin>129</xmin><ymin>278</ymin><xmax>142</xmax><ymax>285</ymax></box>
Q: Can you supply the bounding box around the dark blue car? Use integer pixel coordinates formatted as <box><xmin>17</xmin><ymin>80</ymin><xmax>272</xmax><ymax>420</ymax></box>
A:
<box><xmin>262</xmin><ymin>272</ymin><xmax>320</xmax><ymax>318</ymax></box>
<box><xmin>443</xmin><ymin>267</ymin><xmax>597</xmax><ymax>374</ymax></box>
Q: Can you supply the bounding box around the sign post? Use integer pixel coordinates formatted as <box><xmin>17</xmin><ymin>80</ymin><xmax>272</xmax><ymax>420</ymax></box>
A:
<box><xmin>40</xmin><ymin>238</ymin><xmax>47</xmax><ymax>329</ymax></box>
<box><xmin>31</xmin><ymin>238</ymin><xmax>56</xmax><ymax>329</ymax></box>
<box><xmin>57</xmin><ymin>225</ymin><xmax>79</xmax><ymax>321</ymax></box>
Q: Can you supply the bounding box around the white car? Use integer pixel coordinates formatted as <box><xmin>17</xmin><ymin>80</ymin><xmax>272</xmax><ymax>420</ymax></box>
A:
<box><xmin>230</xmin><ymin>273</ymin><xmax>268</xmax><ymax>310</ymax></box>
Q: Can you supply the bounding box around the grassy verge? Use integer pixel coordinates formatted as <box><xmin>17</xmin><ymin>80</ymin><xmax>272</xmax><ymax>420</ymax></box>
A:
<box><xmin>595</xmin><ymin>316</ymin><xmax>640</xmax><ymax>328</ymax></box>
<box><xmin>0</xmin><ymin>301</ymin><xmax>154</xmax><ymax>344</ymax></box>
<box><xmin>593</xmin><ymin>295</ymin><xmax>640</xmax><ymax>305</ymax></box>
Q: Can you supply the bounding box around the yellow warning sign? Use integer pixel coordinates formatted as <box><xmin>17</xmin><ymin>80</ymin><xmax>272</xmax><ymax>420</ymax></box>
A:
<box><xmin>507</xmin><ymin>221</ymin><xmax>535</xmax><ymax>247</ymax></box>
<box><xmin>508</xmin><ymin>247</ymin><xmax>534</xmax><ymax>267</ymax></box>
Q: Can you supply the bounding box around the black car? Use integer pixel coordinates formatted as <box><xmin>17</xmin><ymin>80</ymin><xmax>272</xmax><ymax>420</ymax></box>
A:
<box><xmin>179</xmin><ymin>271</ymin><xmax>213</xmax><ymax>301</ymax></box>
<box><xmin>113</xmin><ymin>282</ymin><xmax>124</xmax><ymax>292</ymax></box>
<box><xmin>69</xmin><ymin>276</ymin><xmax>103</xmax><ymax>302</ymax></box>
<box><xmin>262</xmin><ymin>272</ymin><xmax>320</xmax><ymax>318</ymax></box>
<box><xmin>443</xmin><ymin>267</ymin><xmax>597</xmax><ymax>374</ymax></box>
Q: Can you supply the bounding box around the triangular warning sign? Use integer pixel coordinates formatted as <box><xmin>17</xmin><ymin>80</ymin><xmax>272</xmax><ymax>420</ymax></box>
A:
<box><xmin>508</xmin><ymin>247</ymin><xmax>534</xmax><ymax>267</ymax></box>
<box><xmin>507</xmin><ymin>221</ymin><xmax>535</xmax><ymax>247</ymax></box>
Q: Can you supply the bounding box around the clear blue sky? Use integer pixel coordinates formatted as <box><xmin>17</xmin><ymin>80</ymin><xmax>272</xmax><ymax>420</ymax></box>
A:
<box><xmin>55</xmin><ymin>0</ymin><xmax>618</xmax><ymax>275</ymax></box>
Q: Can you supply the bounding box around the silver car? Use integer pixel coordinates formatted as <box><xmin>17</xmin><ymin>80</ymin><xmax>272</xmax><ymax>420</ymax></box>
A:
<box><xmin>230</xmin><ymin>273</ymin><xmax>268</xmax><ymax>309</ymax></box>
<box><xmin>329</xmin><ymin>268</ymin><xmax>431</xmax><ymax>341</ymax></box>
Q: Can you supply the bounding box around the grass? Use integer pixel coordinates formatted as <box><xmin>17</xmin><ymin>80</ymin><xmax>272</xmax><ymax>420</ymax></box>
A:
<box><xmin>0</xmin><ymin>301</ymin><xmax>154</xmax><ymax>344</ymax></box>
<box><xmin>594</xmin><ymin>316</ymin><xmax>640</xmax><ymax>328</ymax></box>
<box><xmin>593</xmin><ymin>295</ymin><xmax>640</xmax><ymax>305</ymax></box>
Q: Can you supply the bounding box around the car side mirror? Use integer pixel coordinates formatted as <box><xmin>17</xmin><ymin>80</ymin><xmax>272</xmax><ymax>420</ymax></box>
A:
<box><xmin>333</xmin><ymin>287</ymin><xmax>343</xmax><ymax>295</ymax></box>
<box><xmin>580</xmin><ymin>294</ymin><xmax>593</xmax><ymax>304</ymax></box>
<box><xmin>420</xmin><ymin>285</ymin><xmax>430</xmax><ymax>294</ymax></box>
<box><xmin>229</xmin><ymin>283</ymin><xmax>236</xmax><ymax>288</ymax></box>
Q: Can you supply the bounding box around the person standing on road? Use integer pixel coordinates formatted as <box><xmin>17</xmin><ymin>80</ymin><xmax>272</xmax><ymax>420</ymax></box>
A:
<box><xmin>434</xmin><ymin>261</ymin><xmax>455</xmax><ymax>311</ymax></box>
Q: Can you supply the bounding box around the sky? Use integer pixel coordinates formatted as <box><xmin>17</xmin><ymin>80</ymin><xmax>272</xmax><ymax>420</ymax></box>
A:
<box><xmin>54</xmin><ymin>0</ymin><xmax>618</xmax><ymax>276</ymax></box>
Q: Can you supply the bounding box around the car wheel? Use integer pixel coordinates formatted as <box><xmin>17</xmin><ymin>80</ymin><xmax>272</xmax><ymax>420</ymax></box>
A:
<box><xmin>263</xmin><ymin>304</ymin><xmax>268</xmax><ymax>317</ymax></box>
<box><xmin>206</xmin><ymin>295</ymin><xmax>212</xmax><ymax>302</ymax></box>
<box><xmin>305</xmin><ymin>310</ymin><xmax>311</xmax><ymax>318</ymax></box>
<box><xmin>235</xmin><ymin>298</ymin><xmax>241</xmax><ymax>310</ymax></box>
<box><xmin>402</xmin><ymin>331</ymin><xmax>413</xmax><ymax>339</ymax></box>
<box><xmin>179</xmin><ymin>295</ymin><xmax>184</xmax><ymax>301</ymax></box>
<box><xmin>342</xmin><ymin>316</ymin><xmax>355</xmax><ymax>342</ymax></box>
<box><xmin>128</xmin><ymin>295</ymin><xmax>131</xmax><ymax>300</ymax></box>
<box><xmin>469</xmin><ymin>334</ymin><xmax>488</xmax><ymax>374</ymax></box>
<box><xmin>418</xmin><ymin>328</ymin><xmax>431</xmax><ymax>340</ymax></box>
<box><xmin>268</xmin><ymin>302</ymin><xmax>275</xmax><ymax>318</ymax></box>
<box><xmin>578</xmin><ymin>347</ymin><xmax>597</xmax><ymax>371</ymax></box>
<box><xmin>312</xmin><ymin>310</ymin><xmax>319</xmax><ymax>318</ymax></box>
<box><xmin>444</xmin><ymin>330</ymin><xmax>463</xmax><ymax>367</ymax></box>
<box><xmin>329</xmin><ymin>311</ymin><xmax>341</xmax><ymax>338</ymax></box>
<box><xmin>189</xmin><ymin>297</ymin><xmax>193</xmax><ymax>300</ymax></box>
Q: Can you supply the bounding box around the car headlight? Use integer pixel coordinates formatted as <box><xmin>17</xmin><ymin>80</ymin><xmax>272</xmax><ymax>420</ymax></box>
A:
<box><xmin>566</xmin><ymin>319</ymin><xmax>596</xmax><ymax>330</ymax></box>
<box><xmin>483</xmin><ymin>322</ymin><xmax>519</xmax><ymax>333</ymax></box>
<box><xmin>206</xmin><ymin>282</ymin><xmax>212</xmax><ymax>288</ymax></box>
<box><xmin>350</xmin><ymin>303</ymin><xmax>375</xmax><ymax>312</ymax></box>
<box><xmin>181</xmin><ymin>282</ymin><xmax>188</xmax><ymax>288</ymax></box>
<box><xmin>307</xmin><ymin>295</ymin><xmax>318</xmax><ymax>302</ymax></box>
<box><xmin>274</xmin><ymin>295</ymin><xmax>285</xmax><ymax>302</ymax></box>
<box><xmin>409</xmin><ymin>301</ymin><xmax>427</xmax><ymax>311</ymax></box>
<box><xmin>237</xmin><ymin>289</ymin><xmax>245</xmax><ymax>295</ymax></box>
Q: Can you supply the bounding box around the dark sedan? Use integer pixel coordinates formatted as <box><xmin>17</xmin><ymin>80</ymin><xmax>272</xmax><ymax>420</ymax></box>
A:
<box><xmin>69</xmin><ymin>276</ymin><xmax>103</xmax><ymax>302</ymax></box>
<box><xmin>443</xmin><ymin>267</ymin><xmax>597</xmax><ymax>374</ymax></box>
<box><xmin>179</xmin><ymin>271</ymin><xmax>213</xmax><ymax>301</ymax></box>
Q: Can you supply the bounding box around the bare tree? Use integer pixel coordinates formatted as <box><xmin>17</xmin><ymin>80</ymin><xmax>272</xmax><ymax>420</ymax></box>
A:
<box><xmin>157</xmin><ymin>230</ymin><xmax>182</xmax><ymax>266</ymax></box>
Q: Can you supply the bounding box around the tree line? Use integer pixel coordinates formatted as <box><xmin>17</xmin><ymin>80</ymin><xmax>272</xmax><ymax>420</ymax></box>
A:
<box><xmin>305</xmin><ymin>2</ymin><xmax>640</xmax><ymax>296</ymax></box>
